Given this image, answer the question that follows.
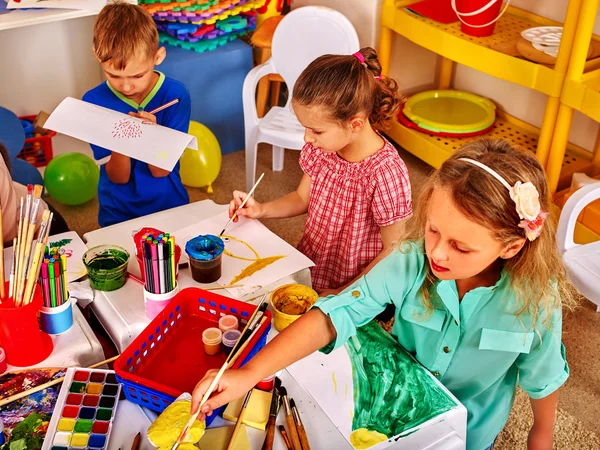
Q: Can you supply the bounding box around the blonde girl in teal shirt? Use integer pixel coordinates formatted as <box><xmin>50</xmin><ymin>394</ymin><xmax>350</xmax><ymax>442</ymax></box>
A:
<box><xmin>192</xmin><ymin>139</ymin><xmax>577</xmax><ymax>450</ymax></box>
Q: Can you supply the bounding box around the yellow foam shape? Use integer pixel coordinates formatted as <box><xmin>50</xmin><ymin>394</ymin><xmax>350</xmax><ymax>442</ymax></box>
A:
<box><xmin>197</xmin><ymin>425</ymin><xmax>251</xmax><ymax>450</ymax></box>
<box><xmin>148</xmin><ymin>399</ymin><xmax>206</xmax><ymax>448</ymax></box>
<box><xmin>223</xmin><ymin>389</ymin><xmax>271</xmax><ymax>430</ymax></box>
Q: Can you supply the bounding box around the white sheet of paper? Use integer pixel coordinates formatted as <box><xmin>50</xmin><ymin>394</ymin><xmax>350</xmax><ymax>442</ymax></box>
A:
<box><xmin>175</xmin><ymin>212</ymin><xmax>314</xmax><ymax>297</ymax></box>
<box><xmin>7</xmin><ymin>0</ymin><xmax>136</xmax><ymax>10</ymax></box>
<box><xmin>3</xmin><ymin>231</ymin><xmax>88</xmax><ymax>283</ymax></box>
<box><xmin>45</xmin><ymin>97</ymin><xmax>198</xmax><ymax>171</ymax></box>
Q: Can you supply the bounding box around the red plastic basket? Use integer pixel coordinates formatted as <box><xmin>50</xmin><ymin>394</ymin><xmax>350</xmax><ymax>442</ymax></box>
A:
<box><xmin>17</xmin><ymin>115</ymin><xmax>56</xmax><ymax>168</ymax></box>
<box><xmin>114</xmin><ymin>287</ymin><xmax>271</xmax><ymax>417</ymax></box>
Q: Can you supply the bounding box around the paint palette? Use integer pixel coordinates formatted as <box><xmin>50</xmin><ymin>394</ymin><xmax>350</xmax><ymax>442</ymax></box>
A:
<box><xmin>41</xmin><ymin>368</ymin><xmax>121</xmax><ymax>450</ymax></box>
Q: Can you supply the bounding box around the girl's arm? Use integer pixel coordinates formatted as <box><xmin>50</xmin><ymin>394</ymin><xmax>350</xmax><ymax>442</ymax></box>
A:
<box><xmin>319</xmin><ymin>221</ymin><xmax>405</xmax><ymax>295</ymax></box>
<box><xmin>228</xmin><ymin>173</ymin><xmax>311</xmax><ymax>220</ymax></box>
<box><xmin>191</xmin><ymin>308</ymin><xmax>335</xmax><ymax>417</ymax></box>
<box><xmin>528</xmin><ymin>391</ymin><xmax>557</xmax><ymax>450</ymax></box>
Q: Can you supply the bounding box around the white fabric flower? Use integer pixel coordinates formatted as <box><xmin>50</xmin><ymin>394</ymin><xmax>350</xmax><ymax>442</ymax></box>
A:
<box><xmin>509</xmin><ymin>181</ymin><xmax>541</xmax><ymax>221</ymax></box>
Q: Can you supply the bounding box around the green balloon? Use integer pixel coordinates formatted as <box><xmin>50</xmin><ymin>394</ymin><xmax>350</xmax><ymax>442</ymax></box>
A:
<box><xmin>44</xmin><ymin>153</ymin><xmax>100</xmax><ymax>205</ymax></box>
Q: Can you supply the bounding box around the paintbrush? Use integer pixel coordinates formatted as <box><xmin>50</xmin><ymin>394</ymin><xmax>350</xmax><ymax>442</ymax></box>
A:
<box><xmin>278</xmin><ymin>426</ymin><xmax>293</xmax><ymax>450</ymax></box>
<box><xmin>219</xmin><ymin>172</ymin><xmax>265</xmax><ymax>236</ymax></box>
<box><xmin>148</xmin><ymin>98</ymin><xmax>180</xmax><ymax>115</ymax></box>
<box><xmin>261</xmin><ymin>378</ymin><xmax>282</xmax><ymax>450</ymax></box>
<box><xmin>290</xmin><ymin>398</ymin><xmax>310</xmax><ymax>450</ymax></box>
<box><xmin>225</xmin><ymin>390</ymin><xmax>253</xmax><ymax>450</ymax></box>
<box><xmin>172</xmin><ymin>315</ymin><xmax>268</xmax><ymax>450</ymax></box>
<box><xmin>203</xmin><ymin>284</ymin><xmax>244</xmax><ymax>291</ymax></box>
<box><xmin>15</xmin><ymin>186</ymin><xmax>33</xmax><ymax>304</ymax></box>
<box><xmin>279</xmin><ymin>387</ymin><xmax>302</xmax><ymax>450</ymax></box>
<box><xmin>16</xmin><ymin>185</ymin><xmax>43</xmax><ymax>305</ymax></box>
<box><xmin>10</xmin><ymin>198</ymin><xmax>23</xmax><ymax>300</ymax></box>
<box><xmin>229</xmin><ymin>298</ymin><xmax>268</xmax><ymax>358</ymax></box>
<box><xmin>8</xmin><ymin>238</ymin><xmax>16</xmax><ymax>302</ymax></box>
<box><xmin>23</xmin><ymin>210</ymin><xmax>51</xmax><ymax>306</ymax></box>
<box><xmin>131</xmin><ymin>432</ymin><xmax>141</xmax><ymax>450</ymax></box>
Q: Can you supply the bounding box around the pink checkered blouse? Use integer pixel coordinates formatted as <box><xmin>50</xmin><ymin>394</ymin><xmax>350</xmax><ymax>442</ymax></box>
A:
<box><xmin>297</xmin><ymin>138</ymin><xmax>412</xmax><ymax>292</ymax></box>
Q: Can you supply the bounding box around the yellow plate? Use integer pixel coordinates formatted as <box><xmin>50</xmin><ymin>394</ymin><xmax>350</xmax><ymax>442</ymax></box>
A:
<box><xmin>404</xmin><ymin>90</ymin><xmax>496</xmax><ymax>133</ymax></box>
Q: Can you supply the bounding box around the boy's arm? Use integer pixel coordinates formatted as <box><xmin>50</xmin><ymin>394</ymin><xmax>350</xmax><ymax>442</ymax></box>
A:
<box><xmin>528</xmin><ymin>391</ymin><xmax>558</xmax><ymax>450</ymax></box>
<box><xmin>105</xmin><ymin>152</ymin><xmax>132</xmax><ymax>184</ymax></box>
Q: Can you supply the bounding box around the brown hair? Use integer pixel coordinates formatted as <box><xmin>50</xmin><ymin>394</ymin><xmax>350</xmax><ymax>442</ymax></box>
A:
<box><xmin>93</xmin><ymin>1</ymin><xmax>158</xmax><ymax>70</ymax></box>
<box><xmin>404</xmin><ymin>139</ymin><xmax>578</xmax><ymax>327</ymax></box>
<box><xmin>292</xmin><ymin>47</ymin><xmax>402</xmax><ymax>129</ymax></box>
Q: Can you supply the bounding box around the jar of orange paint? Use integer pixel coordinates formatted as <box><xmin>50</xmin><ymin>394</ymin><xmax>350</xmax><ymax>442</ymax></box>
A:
<box><xmin>202</xmin><ymin>328</ymin><xmax>223</xmax><ymax>355</ymax></box>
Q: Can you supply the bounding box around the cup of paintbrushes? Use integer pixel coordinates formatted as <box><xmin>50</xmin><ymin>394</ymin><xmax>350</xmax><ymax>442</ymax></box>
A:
<box><xmin>0</xmin><ymin>282</ymin><xmax>53</xmax><ymax>366</ymax></box>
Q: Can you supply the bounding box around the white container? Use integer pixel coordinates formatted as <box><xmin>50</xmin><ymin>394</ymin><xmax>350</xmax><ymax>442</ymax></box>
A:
<box><xmin>144</xmin><ymin>283</ymin><xmax>179</xmax><ymax>320</ymax></box>
<box><xmin>39</xmin><ymin>297</ymin><xmax>74</xmax><ymax>335</ymax></box>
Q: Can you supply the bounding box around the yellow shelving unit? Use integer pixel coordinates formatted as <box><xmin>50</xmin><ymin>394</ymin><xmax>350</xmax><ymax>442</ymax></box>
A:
<box><xmin>379</xmin><ymin>0</ymin><xmax>596</xmax><ymax>193</ymax></box>
<box><xmin>547</xmin><ymin>0</ymin><xmax>600</xmax><ymax>195</ymax></box>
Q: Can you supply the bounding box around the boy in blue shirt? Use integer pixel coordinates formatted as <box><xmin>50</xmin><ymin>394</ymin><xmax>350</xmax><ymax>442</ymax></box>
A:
<box><xmin>83</xmin><ymin>1</ymin><xmax>190</xmax><ymax>227</ymax></box>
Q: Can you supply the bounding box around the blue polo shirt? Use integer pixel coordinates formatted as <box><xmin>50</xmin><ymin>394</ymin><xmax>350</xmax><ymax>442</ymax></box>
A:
<box><xmin>82</xmin><ymin>72</ymin><xmax>190</xmax><ymax>227</ymax></box>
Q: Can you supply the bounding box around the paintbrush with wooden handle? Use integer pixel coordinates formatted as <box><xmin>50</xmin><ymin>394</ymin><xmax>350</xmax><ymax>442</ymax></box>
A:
<box><xmin>171</xmin><ymin>315</ymin><xmax>268</xmax><ymax>450</ymax></box>
<box><xmin>279</xmin><ymin>387</ymin><xmax>302</xmax><ymax>450</ymax></box>
<box><xmin>219</xmin><ymin>172</ymin><xmax>264</xmax><ymax>236</ymax></box>
<box><xmin>291</xmin><ymin>398</ymin><xmax>311</xmax><ymax>450</ymax></box>
<box><xmin>261</xmin><ymin>377</ymin><xmax>282</xmax><ymax>450</ymax></box>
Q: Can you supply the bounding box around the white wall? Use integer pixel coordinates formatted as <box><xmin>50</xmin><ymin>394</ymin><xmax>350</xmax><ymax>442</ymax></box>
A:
<box><xmin>0</xmin><ymin>16</ymin><xmax>102</xmax><ymax>157</ymax></box>
<box><xmin>293</xmin><ymin>0</ymin><xmax>600</xmax><ymax>152</ymax></box>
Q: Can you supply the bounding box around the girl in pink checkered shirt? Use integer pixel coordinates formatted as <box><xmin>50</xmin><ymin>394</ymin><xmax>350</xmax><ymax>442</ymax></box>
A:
<box><xmin>229</xmin><ymin>47</ymin><xmax>413</xmax><ymax>294</ymax></box>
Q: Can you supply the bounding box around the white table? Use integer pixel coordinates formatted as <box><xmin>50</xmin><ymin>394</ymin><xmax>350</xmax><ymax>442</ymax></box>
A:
<box><xmin>83</xmin><ymin>200</ymin><xmax>465</xmax><ymax>450</ymax></box>
<box><xmin>82</xmin><ymin>200</ymin><xmax>310</xmax><ymax>353</ymax></box>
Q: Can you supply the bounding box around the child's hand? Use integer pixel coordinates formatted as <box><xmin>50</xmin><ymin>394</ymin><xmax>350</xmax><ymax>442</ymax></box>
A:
<box><xmin>229</xmin><ymin>190</ymin><xmax>264</xmax><ymax>221</ymax></box>
<box><xmin>128</xmin><ymin>111</ymin><xmax>157</xmax><ymax>124</ymax></box>
<box><xmin>191</xmin><ymin>368</ymin><xmax>255</xmax><ymax>419</ymax></box>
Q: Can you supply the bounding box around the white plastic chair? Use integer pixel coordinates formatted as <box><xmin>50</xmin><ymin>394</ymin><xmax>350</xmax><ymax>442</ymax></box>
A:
<box><xmin>242</xmin><ymin>6</ymin><xmax>360</xmax><ymax>191</ymax></box>
<box><xmin>557</xmin><ymin>182</ymin><xmax>600</xmax><ymax>311</ymax></box>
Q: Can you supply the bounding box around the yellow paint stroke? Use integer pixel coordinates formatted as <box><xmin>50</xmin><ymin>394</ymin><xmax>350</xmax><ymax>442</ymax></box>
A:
<box><xmin>230</xmin><ymin>256</ymin><xmax>285</xmax><ymax>284</ymax></box>
<box><xmin>221</xmin><ymin>235</ymin><xmax>286</xmax><ymax>284</ymax></box>
<box><xmin>332</xmin><ymin>372</ymin><xmax>337</xmax><ymax>395</ymax></box>
<box><xmin>156</xmin><ymin>152</ymin><xmax>169</xmax><ymax>160</ymax></box>
<box><xmin>350</xmin><ymin>429</ymin><xmax>388</xmax><ymax>449</ymax></box>
<box><xmin>345</xmin><ymin>384</ymin><xmax>348</xmax><ymax>400</ymax></box>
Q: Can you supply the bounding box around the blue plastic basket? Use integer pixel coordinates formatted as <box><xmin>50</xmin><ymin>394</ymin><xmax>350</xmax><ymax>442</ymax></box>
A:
<box><xmin>114</xmin><ymin>287</ymin><xmax>271</xmax><ymax>425</ymax></box>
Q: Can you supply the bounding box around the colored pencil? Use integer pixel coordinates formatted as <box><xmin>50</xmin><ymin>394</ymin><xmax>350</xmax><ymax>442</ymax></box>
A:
<box><xmin>169</xmin><ymin>237</ymin><xmax>176</xmax><ymax>290</ymax></box>
<box><xmin>148</xmin><ymin>98</ymin><xmax>180</xmax><ymax>115</ymax></box>
<box><xmin>220</xmin><ymin>172</ymin><xmax>265</xmax><ymax>236</ymax></box>
<box><xmin>61</xmin><ymin>254</ymin><xmax>68</xmax><ymax>300</ymax></box>
<box><xmin>158</xmin><ymin>242</ymin><xmax>165</xmax><ymax>294</ymax></box>
<box><xmin>48</xmin><ymin>261</ymin><xmax>56</xmax><ymax>307</ymax></box>
<box><xmin>41</xmin><ymin>263</ymin><xmax>51</xmax><ymax>308</ymax></box>
<box><xmin>151</xmin><ymin>243</ymin><xmax>160</xmax><ymax>294</ymax></box>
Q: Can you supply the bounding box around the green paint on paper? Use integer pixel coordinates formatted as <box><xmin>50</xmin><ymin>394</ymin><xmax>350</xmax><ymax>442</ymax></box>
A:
<box><xmin>345</xmin><ymin>321</ymin><xmax>456</xmax><ymax>440</ymax></box>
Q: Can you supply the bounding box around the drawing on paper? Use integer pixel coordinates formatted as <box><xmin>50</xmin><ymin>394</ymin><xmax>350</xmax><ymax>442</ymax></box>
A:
<box><xmin>222</xmin><ymin>235</ymin><xmax>285</xmax><ymax>284</ymax></box>
<box><xmin>287</xmin><ymin>321</ymin><xmax>459</xmax><ymax>449</ymax></box>
<box><xmin>111</xmin><ymin>118</ymin><xmax>143</xmax><ymax>139</ymax></box>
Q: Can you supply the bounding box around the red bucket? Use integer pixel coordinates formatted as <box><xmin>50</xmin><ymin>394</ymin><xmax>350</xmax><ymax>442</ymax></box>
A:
<box><xmin>452</xmin><ymin>0</ymin><xmax>508</xmax><ymax>37</ymax></box>
<box><xmin>0</xmin><ymin>282</ymin><xmax>53</xmax><ymax>367</ymax></box>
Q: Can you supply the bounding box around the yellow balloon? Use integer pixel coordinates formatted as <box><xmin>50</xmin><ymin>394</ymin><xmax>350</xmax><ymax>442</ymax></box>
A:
<box><xmin>180</xmin><ymin>121</ymin><xmax>222</xmax><ymax>192</ymax></box>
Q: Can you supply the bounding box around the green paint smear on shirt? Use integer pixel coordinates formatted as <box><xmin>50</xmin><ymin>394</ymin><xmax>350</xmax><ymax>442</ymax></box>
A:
<box><xmin>345</xmin><ymin>321</ymin><xmax>457</xmax><ymax>438</ymax></box>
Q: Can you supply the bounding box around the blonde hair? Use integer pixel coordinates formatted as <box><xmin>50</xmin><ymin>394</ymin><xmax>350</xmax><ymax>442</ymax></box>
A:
<box><xmin>292</xmin><ymin>47</ymin><xmax>402</xmax><ymax>129</ymax></box>
<box><xmin>404</xmin><ymin>139</ymin><xmax>578</xmax><ymax>327</ymax></box>
<box><xmin>93</xmin><ymin>1</ymin><xmax>158</xmax><ymax>70</ymax></box>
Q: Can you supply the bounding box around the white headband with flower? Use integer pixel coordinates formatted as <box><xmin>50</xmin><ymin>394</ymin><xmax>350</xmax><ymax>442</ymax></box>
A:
<box><xmin>459</xmin><ymin>158</ymin><xmax>548</xmax><ymax>241</ymax></box>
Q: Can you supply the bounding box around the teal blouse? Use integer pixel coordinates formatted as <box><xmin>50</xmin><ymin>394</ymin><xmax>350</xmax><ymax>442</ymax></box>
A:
<box><xmin>314</xmin><ymin>241</ymin><xmax>569</xmax><ymax>450</ymax></box>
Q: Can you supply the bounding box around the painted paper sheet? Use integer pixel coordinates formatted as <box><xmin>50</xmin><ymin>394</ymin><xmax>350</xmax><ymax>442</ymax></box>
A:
<box><xmin>287</xmin><ymin>321</ymin><xmax>457</xmax><ymax>449</ymax></box>
<box><xmin>7</xmin><ymin>0</ymin><xmax>136</xmax><ymax>10</ymax></box>
<box><xmin>44</xmin><ymin>97</ymin><xmax>198</xmax><ymax>171</ymax></box>
<box><xmin>175</xmin><ymin>212</ymin><xmax>314</xmax><ymax>297</ymax></box>
<box><xmin>3</xmin><ymin>231</ymin><xmax>88</xmax><ymax>283</ymax></box>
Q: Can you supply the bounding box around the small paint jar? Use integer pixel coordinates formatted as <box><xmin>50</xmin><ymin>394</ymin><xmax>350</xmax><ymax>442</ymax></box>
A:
<box><xmin>256</xmin><ymin>374</ymin><xmax>276</xmax><ymax>391</ymax></box>
<box><xmin>185</xmin><ymin>235</ymin><xmax>224</xmax><ymax>284</ymax></box>
<box><xmin>82</xmin><ymin>245</ymin><xmax>130</xmax><ymax>291</ymax></box>
<box><xmin>0</xmin><ymin>347</ymin><xmax>6</xmax><ymax>375</ymax></box>
<box><xmin>222</xmin><ymin>329</ymin><xmax>241</xmax><ymax>356</ymax></box>
<box><xmin>39</xmin><ymin>297</ymin><xmax>74</xmax><ymax>335</ymax></box>
<box><xmin>202</xmin><ymin>327</ymin><xmax>223</xmax><ymax>355</ymax></box>
<box><xmin>219</xmin><ymin>314</ymin><xmax>239</xmax><ymax>332</ymax></box>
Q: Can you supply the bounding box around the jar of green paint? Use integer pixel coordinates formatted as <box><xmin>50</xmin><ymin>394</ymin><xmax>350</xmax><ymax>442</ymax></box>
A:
<box><xmin>83</xmin><ymin>245</ymin><xmax>130</xmax><ymax>291</ymax></box>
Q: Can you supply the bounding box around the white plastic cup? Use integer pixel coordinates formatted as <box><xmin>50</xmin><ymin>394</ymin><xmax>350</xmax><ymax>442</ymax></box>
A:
<box><xmin>39</xmin><ymin>297</ymin><xmax>74</xmax><ymax>335</ymax></box>
<box><xmin>144</xmin><ymin>283</ymin><xmax>179</xmax><ymax>320</ymax></box>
